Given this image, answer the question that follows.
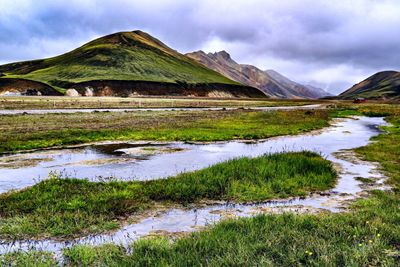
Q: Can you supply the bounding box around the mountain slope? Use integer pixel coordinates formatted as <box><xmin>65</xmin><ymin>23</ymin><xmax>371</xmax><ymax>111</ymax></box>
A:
<box><xmin>339</xmin><ymin>71</ymin><xmax>400</xmax><ymax>100</ymax></box>
<box><xmin>0</xmin><ymin>31</ymin><xmax>266</xmax><ymax>98</ymax></box>
<box><xmin>264</xmin><ymin>70</ymin><xmax>331</xmax><ymax>99</ymax></box>
<box><xmin>186</xmin><ymin>50</ymin><xmax>331</xmax><ymax>99</ymax></box>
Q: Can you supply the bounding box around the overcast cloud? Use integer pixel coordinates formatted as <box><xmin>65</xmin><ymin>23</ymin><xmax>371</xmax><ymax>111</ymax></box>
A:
<box><xmin>0</xmin><ymin>0</ymin><xmax>399</xmax><ymax>94</ymax></box>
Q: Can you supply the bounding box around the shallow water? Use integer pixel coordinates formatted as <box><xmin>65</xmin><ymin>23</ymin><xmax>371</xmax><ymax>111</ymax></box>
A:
<box><xmin>0</xmin><ymin>104</ymin><xmax>321</xmax><ymax>115</ymax></box>
<box><xmin>0</xmin><ymin>116</ymin><xmax>385</xmax><ymax>194</ymax></box>
<box><xmin>0</xmin><ymin>116</ymin><xmax>388</xmax><ymax>255</ymax></box>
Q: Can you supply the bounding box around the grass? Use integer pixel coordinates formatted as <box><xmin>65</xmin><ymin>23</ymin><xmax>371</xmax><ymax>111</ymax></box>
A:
<box><xmin>5</xmin><ymin>188</ymin><xmax>399</xmax><ymax>266</ymax></box>
<box><xmin>355</xmin><ymin>177</ymin><xmax>375</xmax><ymax>184</ymax></box>
<box><xmin>49</xmin><ymin>104</ymin><xmax>400</xmax><ymax>266</ymax></box>
<box><xmin>0</xmin><ymin>251</ymin><xmax>56</xmax><ymax>267</ymax></box>
<box><xmin>0</xmin><ymin>152</ymin><xmax>336</xmax><ymax>239</ymax></box>
<box><xmin>1</xmin><ymin>104</ymin><xmax>399</xmax><ymax>266</ymax></box>
<box><xmin>62</xmin><ymin>195</ymin><xmax>398</xmax><ymax>266</ymax></box>
<box><xmin>0</xmin><ymin>109</ymin><xmax>330</xmax><ymax>153</ymax></box>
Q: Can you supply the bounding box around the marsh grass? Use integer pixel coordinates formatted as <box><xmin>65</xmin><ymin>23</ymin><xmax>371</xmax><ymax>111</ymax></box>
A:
<box><xmin>0</xmin><ymin>109</ymin><xmax>329</xmax><ymax>153</ymax></box>
<box><xmin>1</xmin><ymin>104</ymin><xmax>400</xmax><ymax>266</ymax></box>
<box><xmin>58</xmin><ymin>105</ymin><xmax>400</xmax><ymax>266</ymax></box>
<box><xmin>0</xmin><ymin>152</ymin><xmax>336</xmax><ymax>239</ymax></box>
<box><xmin>62</xmin><ymin>196</ymin><xmax>398</xmax><ymax>266</ymax></box>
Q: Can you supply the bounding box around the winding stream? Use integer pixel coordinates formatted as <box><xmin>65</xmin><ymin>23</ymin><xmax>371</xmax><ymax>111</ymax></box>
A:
<box><xmin>0</xmin><ymin>116</ymin><xmax>388</xmax><ymax>255</ymax></box>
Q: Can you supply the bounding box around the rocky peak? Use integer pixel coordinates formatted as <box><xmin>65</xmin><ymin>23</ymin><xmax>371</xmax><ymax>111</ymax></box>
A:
<box><xmin>208</xmin><ymin>50</ymin><xmax>231</xmax><ymax>61</ymax></box>
<box><xmin>192</xmin><ymin>50</ymin><xmax>207</xmax><ymax>56</ymax></box>
<box><xmin>216</xmin><ymin>50</ymin><xmax>231</xmax><ymax>60</ymax></box>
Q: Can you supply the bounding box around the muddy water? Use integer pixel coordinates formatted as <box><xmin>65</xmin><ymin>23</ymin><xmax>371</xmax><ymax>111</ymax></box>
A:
<box><xmin>0</xmin><ymin>104</ymin><xmax>321</xmax><ymax>115</ymax></box>
<box><xmin>0</xmin><ymin>116</ymin><xmax>388</xmax><ymax>255</ymax></box>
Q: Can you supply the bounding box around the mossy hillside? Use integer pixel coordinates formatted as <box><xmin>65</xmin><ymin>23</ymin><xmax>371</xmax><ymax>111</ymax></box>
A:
<box><xmin>0</xmin><ymin>31</ymin><xmax>238</xmax><ymax>89</ymax></box>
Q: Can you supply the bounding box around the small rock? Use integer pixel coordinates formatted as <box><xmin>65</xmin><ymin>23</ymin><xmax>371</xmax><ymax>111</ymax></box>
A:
<box><xmin>65</xmin><ymin>89</ymin><xmax>80</xmax><ymax>97</ymax></box>
<box><xmin>84</xmin><ymin>86</ymin><xmax>94</xmax><ymax>97</ymax></box>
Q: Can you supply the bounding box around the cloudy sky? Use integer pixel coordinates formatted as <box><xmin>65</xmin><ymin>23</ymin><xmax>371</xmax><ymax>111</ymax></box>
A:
<box><xmin>1</xmin><ymin>0</ymin><xmax>399</xmax><ymax>94</ymax></box>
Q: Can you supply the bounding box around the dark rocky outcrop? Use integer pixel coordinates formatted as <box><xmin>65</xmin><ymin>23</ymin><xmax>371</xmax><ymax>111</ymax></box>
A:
<box><xmin>0</xmin><ymin>78</ymin><xmax>62</xmax><ymax>96</ymax></box>
<box><xmin>69</xmin><ymin>80</ymin><xmax>266</xmax><ymax>98</ymax></box>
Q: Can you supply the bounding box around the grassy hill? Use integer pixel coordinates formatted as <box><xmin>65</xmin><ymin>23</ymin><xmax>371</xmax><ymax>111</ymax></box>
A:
<box><xmin>0</xmin><ymin>31</ymin><xmax>265</xmax><ymax>98</ymax></box>
<box><xmin>339</xmin><ymin>71</ymin><xmax>400</xmax><ymax>100</ymax></box>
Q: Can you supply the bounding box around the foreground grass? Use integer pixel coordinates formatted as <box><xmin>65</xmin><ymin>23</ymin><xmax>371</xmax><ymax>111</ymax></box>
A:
<box><xmin>0</xmin><ymin>109</ymin><xmax>329</xmax><ymax>153</ymax></box>
<box><xmin>0</xmin><ymin>251</ymin><xmax>56</xmax><ymax>267</ymax></box>
<box><xmin>63</xmin><ymin>192</ymin><xmax>398</xmax><ymax>266</ymax></box>
<box><xmin>0</xmin><ymin>152</ymin><xmax>335</xmax><ymax>239</ymax></box>
<box><xmin>4</xmin><ymin>190</ymin><xmax>398</xmax><ymax>266</ymax></box>
<box><xmin>49</xmin><ymin>105</ymin><xmax>399</xmax><ymax>266</ymax></box>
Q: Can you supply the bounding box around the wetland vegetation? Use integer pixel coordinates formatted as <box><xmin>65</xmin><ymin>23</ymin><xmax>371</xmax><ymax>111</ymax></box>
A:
<box><xmin>0</xmin><ymin>151</ymin><xmax>335</xmax><ymax>239</ymax></box>
<box><xmin>0</xmin><ymin>109</ymin><xmax>329</xmax><ymax>153</ymax></box>
<box><xmin>0</xmin><ymin>102</ymin><xmax>399</xmax><ymax>266</ymax></box>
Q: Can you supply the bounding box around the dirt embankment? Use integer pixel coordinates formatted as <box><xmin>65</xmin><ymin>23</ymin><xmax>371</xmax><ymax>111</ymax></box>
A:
<box><xmin>70</xmin><ymin>80</ymin><xmax>267</xmax><ymax>98</ymax></box>
<box><xmin>0</xmin><ymin>78</ymin><xmax>267</xmax><ymax>98</ymax></box>
<box><xmin>0</xmin><ymin>78</ymin><xmax>62</xmax><ymax>96</ymax></box>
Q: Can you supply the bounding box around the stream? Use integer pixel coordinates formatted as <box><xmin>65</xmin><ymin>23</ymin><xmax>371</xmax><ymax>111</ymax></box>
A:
<box><xmin>0</xmin><ymin>116</ymin><xmax>388</xmax><ymax>256</ymax></box>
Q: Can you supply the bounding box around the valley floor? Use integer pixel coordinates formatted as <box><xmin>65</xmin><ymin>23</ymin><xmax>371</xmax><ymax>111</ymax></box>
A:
<box><xmin>0</xmin><ymin>100</ymin><xmax>398</xmax><ymax>266</ymax></box>
<box><xmin>0</xmin><ymin>107</ymin><xmax>329</xmax><ymax>153</ymax></box>
<box><xmin>0</xmin><ymin>96</ymin><xmax>319</xmax><ymax>110</ymax></box>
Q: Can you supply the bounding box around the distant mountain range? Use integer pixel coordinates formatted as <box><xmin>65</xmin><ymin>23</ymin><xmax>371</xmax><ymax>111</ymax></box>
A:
<box><xmin>5</xmin><ymin>30</ymin><xmax>398</xmax><ymax>101</ymax></box>
<box><xmin>0</xmin><ymin>31</ymin><xmax>265</xmax><ymax>98</ymax></box>
<box><xmin>186</xmin><ymin>50</ymin><xmax>331</xmax><ymax>99</ymax></box>
<box><xmin>339</xmin><ymin>71</ymin><xmax>400</xmax><ymax>100</ymax></box>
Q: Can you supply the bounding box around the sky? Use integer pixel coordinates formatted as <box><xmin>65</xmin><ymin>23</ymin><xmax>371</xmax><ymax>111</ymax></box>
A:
<box><xmin>0</xmin><ymin>0</ymin><xmax>399</xmax><ymax>94</ymax></box>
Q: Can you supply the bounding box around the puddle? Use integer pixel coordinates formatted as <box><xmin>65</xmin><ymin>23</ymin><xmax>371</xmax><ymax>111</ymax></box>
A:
<box><xmin>0</xmin><ymin>104</ymin><xmax>322</xmax><ymax>115</ymax></box>
<box><xmin>0</xmin><ymin>116</ymin><xmax>390</xmax><ymax>256</ymax></box>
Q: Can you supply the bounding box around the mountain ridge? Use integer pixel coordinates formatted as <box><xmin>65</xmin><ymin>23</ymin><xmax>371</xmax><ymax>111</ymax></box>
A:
<box><xmin>339</xmin><ymin>71</ymin><xmax>400</xmax><ymax>100</ymax></box>
<box><xmin>0</xmin><ymin>31</ymin><xmax>266</xmax><ymax>98</ymax></box>
<box><xmin>186</xmin><ymin>50</ymin><xmax>331</xmax><ymax>99</ymax></box>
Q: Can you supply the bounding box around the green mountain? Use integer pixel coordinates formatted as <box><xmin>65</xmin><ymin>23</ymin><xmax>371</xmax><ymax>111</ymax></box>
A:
<box><xmin>339</xmin><ymin>71</ymin><xmax>400</xmax><ymax>100</ymax></box>
<box><xmin>0</xmin><ymin>31</ymin><xmax>265</xmax><ymax>98</ymax></box>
